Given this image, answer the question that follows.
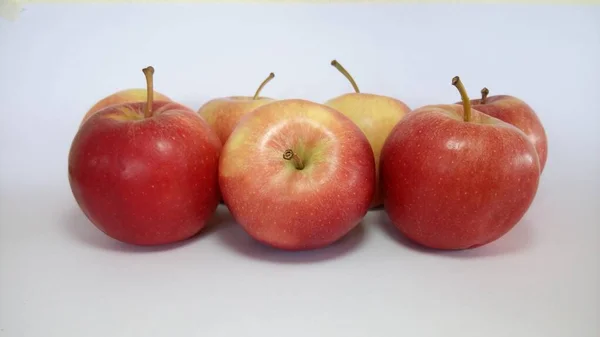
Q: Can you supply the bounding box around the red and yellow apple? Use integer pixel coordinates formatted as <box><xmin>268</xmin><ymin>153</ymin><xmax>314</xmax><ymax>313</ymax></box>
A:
<box><xmin>197</xmin><ymin>72</ymin><xmax>276</xmax><ymax>145</ymax></box>
<box><xmin>324</xmin><ymin>60</ymin><xmax>411</xmax><ymax>208</ymax></box>
<box><xmin>457</xmin><ymin>87</ymin><xmax>548</xmax><ymax>173</ymax></box>
<box><xmin>68</xmin><ymin>66</ymin><xmax>221</xmax><ymax>245</ymax></box>
<box><xmin>380</xmin><ymin>76</ymin><xmax>540</xmax><ymax>250</ymax></box>
<box><xmin>219</xmin><ymin>99</ymin><xmax>376</xmax><ymax>250</ymax></box>
<box><xmin>81</xmin><ymin>88</ymin><xmax>171</xmax><ymax>126</ymax></box>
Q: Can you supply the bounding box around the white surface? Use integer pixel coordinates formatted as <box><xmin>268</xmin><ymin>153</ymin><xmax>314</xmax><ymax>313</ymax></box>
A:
<box><xmin>1</xmin><ymin>3</ymin><xmax>599</xmax><ymax>337</ymax></box>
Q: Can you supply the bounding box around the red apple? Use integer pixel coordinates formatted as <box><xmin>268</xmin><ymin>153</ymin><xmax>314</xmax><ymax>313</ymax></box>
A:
<box><xmin>218</xmin><ymin>99</ymin><xmax>376</xmax><ymax>250</ymax></box>
<box><xmin>456</xmin><ymin>87</ymin><xmax>548</xmax><ymax>173</ymax></box>
<box><xmin>380</xmin><ymin>76</ymin><xmax>540</xmax><ymax>250</ymax></box>
<box><xmin>68</xmin><ymin>66</ymin><xmax>222</xmax><ymax>245</ymax></box>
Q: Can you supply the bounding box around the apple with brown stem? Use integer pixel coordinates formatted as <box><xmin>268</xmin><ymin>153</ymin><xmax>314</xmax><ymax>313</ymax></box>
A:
<box><xmin>380</xmin><ymin>76</ymin><xmax>540</xmax><ymax>250</ymax></box>
<box><xmin>324</xmin><ymin>59</ymin><xmax>411</xmax><ymax>209</ymax></box>
<box><xmin>68</xmin><ymin>66</ymin><xmax>222</xmax><ymax>245</ymax></box>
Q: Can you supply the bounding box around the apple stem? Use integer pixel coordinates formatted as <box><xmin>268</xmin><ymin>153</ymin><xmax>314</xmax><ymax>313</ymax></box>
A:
<box><xmin>331</xmin><ymin>59</ymin><xmax>360</xmax><ymax>93</ymax></box>
<box><xmin>142</xmin><ymin>66</ymin><xmax>155</xmax><ymax>118</ymax></box>
<box><xmin>452</xmin><ymin>76</ymin><xmax>472</xmax><ymax>122</ymax></box>
<box><xmin>480</xmin><ymin>87</ymin><xmax>489</xmax><ymax>104</ymax></box>
<box><xmin>253</xmin><ymin>72</ymin><xmax>275</xmax><ymax>100</ymax></box>
<box><xmin>283</xmin><ymin>149</ymin><xmax>304</xmax><ymax>170</ymax></box>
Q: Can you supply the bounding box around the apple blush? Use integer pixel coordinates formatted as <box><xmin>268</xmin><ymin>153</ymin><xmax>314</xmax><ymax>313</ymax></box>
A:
<box><xmin>380</xmin><ymin>76</ymin><xmax>541</xmax><ymax>250</ymax></box>
<box><xmin>218</xmin><ymin>99</ymin><xmax>376</xmax><ymax>251</ymax></box>
<box><xmin>68</xmin><ymin>66</ymin><xmax>222</xmax><ymax>246</ymax></box>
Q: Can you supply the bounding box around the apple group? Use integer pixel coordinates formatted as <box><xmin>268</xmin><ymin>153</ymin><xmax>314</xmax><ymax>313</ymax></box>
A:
<box><xmin>68</xmin><ymin>61</ymin><xmax>548</xmax><ymax>251</ymax></box>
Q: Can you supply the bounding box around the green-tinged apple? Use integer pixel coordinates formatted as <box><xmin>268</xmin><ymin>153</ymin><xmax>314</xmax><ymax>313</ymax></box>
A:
<box><xmin>455</xmin><ymin>87</ymin><xmax>548</xmax><ymax>173</ymax></box>
<box><xmin>197</xmin><ymin>72</ymin><xmax>276</xmax><ymax>144</ymax></box>
<box><xmin>380</xmin><ymin>76</ymin><xmax>540</xmax><ymax>250</ymax></box>
<box><xmin>68</xmin><ymin>66</ymin><xmax>222</xmax><ymax>246</ymax></box>
<box><xmin>219</xmin><ymin>99</ymin><xmax>376</xmax><ymax>250</ymax></box>
<box><xmin>81</xmin><ymin>88</ymin><xmax>171</xmax><ymax>126</ymax></box>
<box><xmin>324</xmin><ymin>59</ymin><xmax>411</xmax><ymax>208</ymax></box>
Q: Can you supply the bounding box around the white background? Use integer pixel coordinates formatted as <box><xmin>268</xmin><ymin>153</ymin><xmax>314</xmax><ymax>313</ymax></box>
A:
<box><xmin>1</xmin><ymin>3</ymin><xmax>599</xmax><ymax>337</ymax></box>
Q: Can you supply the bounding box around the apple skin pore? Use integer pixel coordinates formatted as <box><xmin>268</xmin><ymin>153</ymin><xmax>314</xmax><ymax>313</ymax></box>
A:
<box><xmin>465</xmin><ymin>95</ymin><xmax>548</xmax><ymax>173</ymax></box>
<box><xmin>219</xmin><ymin>99</ymin><xmax>376</xmax><ymax>251</ymax></box>
<box><xmin>69</xmin><ymin>101</ymin><xmax>222</xmax><ymax>245</ymax></box>
<box><xmin>380</xmin><ymin>104</ymin><xmax>540</xmax><ymax>250</ymax></box>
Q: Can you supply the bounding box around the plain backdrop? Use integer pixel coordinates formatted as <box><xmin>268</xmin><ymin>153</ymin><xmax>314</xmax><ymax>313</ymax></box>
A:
<box><xmin>0</xmin><ymin>3</ymin><xmax>599</xmax><ymax>337</ymax></box>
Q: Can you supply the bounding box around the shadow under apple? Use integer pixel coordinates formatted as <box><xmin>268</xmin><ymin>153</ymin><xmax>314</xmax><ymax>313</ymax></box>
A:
<box><xmin>62</xmin><ymin>204</ymin><xmax>227</xmax><ymax>253</ymax></box>
<box><xmin>376</xmin><ymin>211</ymin><xmax>534</xmax><ymax>258</ymax></box>
<box><xmin>213</xmin><ymin>213</ymin><xmax>366</xmax><ymax>264</ymax></box>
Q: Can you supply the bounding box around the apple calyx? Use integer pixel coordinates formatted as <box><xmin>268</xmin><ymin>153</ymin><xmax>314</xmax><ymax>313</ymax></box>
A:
<box><xmin>480</xmin><ymin>87</ymin><xmax>489</xmax><ymax>104</ymax></box>
<box><xmin>142</xmin><ymin>66</ymin><xmax>155</xmax><ymax>118</ymax></box>
<box><xmin>331</xmin><ymin>59</ymin><xmax>360</xmax><ymax>93</ymax></box>
<box><xmin>283</xmin><ymin>149</ymin><xmax>305</xmax><ymax>170</ymax></box>
<box><xmin>451</xmin><ymin>76</ymin><xmax>472</xmax><ymax>122</ymax></box>
<box><xmin>253</xmin><ymin>72</ymin><xmax>275</xmax><ymax>100</ymax></box>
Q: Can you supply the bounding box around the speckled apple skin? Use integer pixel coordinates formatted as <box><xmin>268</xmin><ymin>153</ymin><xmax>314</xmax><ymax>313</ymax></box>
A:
<box><xmin>69</xmin><ymin>101</ymin><xmax>222</xmax><ymax>246</ymax></box>
<box><xmin>380</xmin><ymin>104</ymin><xmax>540</xmax><ymax>250</ymax></box>
<box><xmin>464</xmin><ymin>95</ymin><xmax>548</xmax><ymax>173</ymax></box>
<box><xmin>219</xmin><ymin>99</ymin><xmax>376</xmax><ymax>251</ymax></box>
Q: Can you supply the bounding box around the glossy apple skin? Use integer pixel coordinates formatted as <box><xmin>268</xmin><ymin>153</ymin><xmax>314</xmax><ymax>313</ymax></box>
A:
<box><xmin>325</xmin><ymin>93</ymin><xmax>410</xmax><ymax>208</ymax></box>
<box><xmin>81</xmin><ymin>88</ymin><xmax>171</xmax><ymax>126</ymax></box>
<box><xmin>380</xmin><ymin>104</ymin><xmax>540</xmax><ymax>250</ymax></box>
<box><xmin>219</xmin><ymin>99</ymin><xmax>376</xmax><ymax>250</ymax></box>
<box><xmin>69</xmin><ymin>101</ymin><xmax>222</xmax><ymax>245</ymax></box>
<box><xmin>197</xmin><ymin>96</ymin><xmax>275</xmax><ymax>144</ymax></box>
<box><xmin>462</xmin><ymin>95</ymin><xmax>548</xmax><ymax>173</ymax></box>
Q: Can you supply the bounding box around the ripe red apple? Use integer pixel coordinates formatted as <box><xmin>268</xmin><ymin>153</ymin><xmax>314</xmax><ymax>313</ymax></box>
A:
<box><xmin>456</xmin><ymin>87</ymin><xmax>548</xmax><ymax>173</ymax></box>
<box><xmin>68</xmin><ymin>66</ymin><xmax>222</xmax><ymax>246</ymax></box>
<box><xmin>219</xmin><ymin>99</ymin><xmax>376</xmax><ymax>250</ymax></box>
<box><xmin>197</xmin><ymin>72</ymin><xmax>276</xmax><ymax>144</ymax></box>
<box><xmin>380</xmin><ymin>76</ymin><xmax>540</xmax><ymax>250</ymax></box>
